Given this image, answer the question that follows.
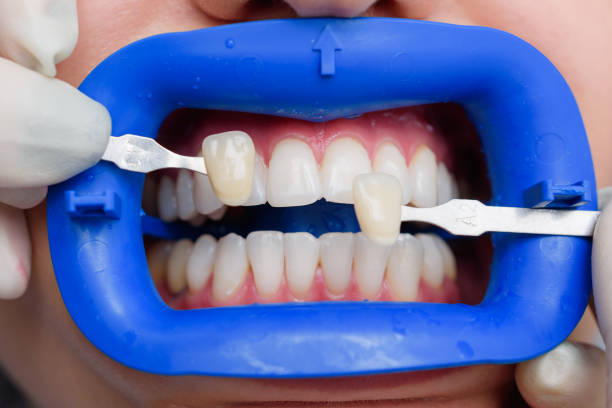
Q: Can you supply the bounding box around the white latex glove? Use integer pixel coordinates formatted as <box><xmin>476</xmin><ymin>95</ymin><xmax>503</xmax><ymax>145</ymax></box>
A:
<box><xmin>0</xmin><ymin>0</ymin><xmax>111</xmax><ymax>298</ymax></box>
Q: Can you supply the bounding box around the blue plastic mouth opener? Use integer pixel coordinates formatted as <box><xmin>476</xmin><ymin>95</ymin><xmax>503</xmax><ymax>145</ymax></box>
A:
<box><xmin>47</xmin><ymin>18</ymin><xmax>597</xmax><ymax>378</ymax></box>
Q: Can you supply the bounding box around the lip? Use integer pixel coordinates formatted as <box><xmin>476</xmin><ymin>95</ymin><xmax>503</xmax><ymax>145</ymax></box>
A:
<box><xmin>47</xmin><ymin>17</ymin><xmax>594</xmax><ymax>377</ymax></box>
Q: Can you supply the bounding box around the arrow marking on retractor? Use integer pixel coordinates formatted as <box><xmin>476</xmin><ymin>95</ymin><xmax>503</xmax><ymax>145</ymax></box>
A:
<box><xmin>313</xmin><ymin>25</ymin><xmax>342</xmax><ymax>76</ymax></box>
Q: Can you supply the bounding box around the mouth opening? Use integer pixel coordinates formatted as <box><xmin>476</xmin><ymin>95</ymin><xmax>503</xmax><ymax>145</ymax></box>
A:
<box><xmin>142</xmin><ymin>103</ymin><xmax>492</xmax><ymax>309</ymax></box>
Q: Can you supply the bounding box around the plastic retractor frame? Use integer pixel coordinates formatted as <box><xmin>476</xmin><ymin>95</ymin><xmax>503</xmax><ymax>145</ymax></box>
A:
<box><xmin>47</xmin><ymin>18</ymin><xmax>596</xmax><ymax>377</ymax></box>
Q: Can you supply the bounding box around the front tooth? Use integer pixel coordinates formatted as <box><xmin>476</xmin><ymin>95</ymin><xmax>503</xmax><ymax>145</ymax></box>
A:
<box><xmin>167</xmin><ymin>239</ymin><xmax>193</xmax><ymax>294</ymax></box>
<box><xmin>436</xmin><ymin>163</ymin><xmax>453</xmax><ymax>205</ymax></box>
<box><xmin>373</xmin><ymin>143</ymin><xmax>411</xmax><ymax>204</ymax></box>
<box><xmin>186</xmin><ymin>234</ymin><xmax>217</xmax><ymax>292</ymax></box>
<box><xmin>408</xmin><ymin>146</ymin><xmax>437</xmax><ymax>207</ymax></box>
<box><xmin>320</xmin><ymin>233</ymin><xmax>354</xmax><ymax>295</ymax></box>
<box><xmin>176</xmin><ymin>169</ymin><xmax>197</xmax><ymax>220</ymax></box>
<box><xmin>354</xmin><ymin>233</ymin><xmax>391</xmax><ymax>299</ymax></box>
<box><xmin>202</xmin><ymin>131</ymin><xmax>255</xmax><ymax>206</ymax></box>
<box><xmin>320</xmin><ymin>137</ymin><xmax>371</xmax><ymax>204</ymax></box>
<box><xmin>415</xmin><ymin>233</ymin><xmax>444</xmax><ymax>288</ymax></box>
<box><xmin>353</xmin><ymin>173</ymin><xmax>402</xmax><ymax>246</ymax></box>
<box><xmin>243</xmin><ymin>153</ymin><xmax>267</xmax><ymax>206</ymax></box>
<box><xmin>158</xmin><ymin>175</ymin><xmax>178</xmax><ymax>222</ymax></box>
<box><xmin>386</xmin><ymin>234</ymin><xmax>424</xmax><ymax>301</ymax></box>
<box><xmin>267</xmin><ymin>139</ymin><xmax>321</xmax><ymax>207</ymax></box>
<box><xmin>247</xmin><ymin>231</ymin><xmax>284</xmax><ymax>298</ymax></box>
<box><xmin>430</xmin><ymin>234</ymin><xmax>457</xmax><ymax>280</ymax></box>
<box><xmin>146</xmin><ymin>240</ymin><xmax>173</xmax><ymax>284</ymax></box>
<box><xmin>194</xmin><ymin>172</ymin><xmax>224</xmax><ymax>215</ymax></box>
<box><xmin>284</xmin><ymin>232</ymin><xmax>319</xmax><ymax>299</ymax></box>
<box><xmin>212</xmin><ymin>233</ymin><xmax>249</xmax><ymax>302</ymax></box>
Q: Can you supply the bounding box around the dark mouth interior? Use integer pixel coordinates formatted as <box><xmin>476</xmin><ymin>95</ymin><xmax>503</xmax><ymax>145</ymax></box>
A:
<box><xmin>142</xmin><ymin>103</ymin><xmax>493</xmax><ymax>309</ymax></box>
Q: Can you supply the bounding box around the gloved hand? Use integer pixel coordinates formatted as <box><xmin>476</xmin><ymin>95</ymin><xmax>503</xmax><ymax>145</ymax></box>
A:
<box><xmin>0</xmin><ymin>0</ymin><xmax>111</xmax><ymax>299</ymax></box>
<box><xmin>514</xmin><ymin>188</ymin><xmax>612</xmax><ymax>408</ymax></box>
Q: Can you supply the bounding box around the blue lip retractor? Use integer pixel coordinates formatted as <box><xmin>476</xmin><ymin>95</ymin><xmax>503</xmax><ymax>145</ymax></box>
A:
<box><xmin>47</xmin><ymin>18</ymin><xmax>595</xmax><ymax>377</ymax></box>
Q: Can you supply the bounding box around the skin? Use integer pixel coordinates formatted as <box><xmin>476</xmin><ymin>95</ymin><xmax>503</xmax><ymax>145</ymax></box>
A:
<box><xmin>0</xmin><ymin>1</ymin><xmax>609</xmax><ymax>406</ymax></box>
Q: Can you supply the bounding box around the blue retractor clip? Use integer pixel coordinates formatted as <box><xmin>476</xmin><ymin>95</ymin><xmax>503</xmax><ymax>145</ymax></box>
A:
<box><xmin>47</xmin><ymin>18</ymin><xmax>596</xmax><ymax>377</ymax></box>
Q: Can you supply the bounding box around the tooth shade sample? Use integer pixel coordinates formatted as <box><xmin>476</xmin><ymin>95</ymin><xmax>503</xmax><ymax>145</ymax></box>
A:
<box><xmin>408</xmin><ymin>146</ymin><xmax>437</xmax><ymax>208</ymax></box>
<box><xmin>320</xmin><ymin>137</ymin><xmax>371</xmax><ymax>203</ymax></box>
<box><xmin>386</xmin><ymin>234</ymin><xmax>424</xmax><ymax>301</ymax></box>
<box><xmin>194</xmin><ymin>172</ymin><xmax>224</xmax><ymax>215</ymax></box>
<box><xmin>146</xmin><ymin>240</ymin><xmax>173</xmax><ymax>284</ymax></box>
<box><xmin>437</xmin><ymin>163</ymin><xmax>453</xmax><ymax>205</ymax></box>
<box><xmin>267</xmin><ymin>138</ymin><xmax>321</xmax><ymax>207</ymax></box>
<box><xmin>247</xmin><ymin>231</ymin><xmax>284</xmax><ymax>298</ymax></box>
<box><xmin>354</xmin><ymin>233</ymin><xmax>390</xmax><ymax>299</ymax></box>
<box><xmin>353</xmin><ymin>173</ymin><xmax>402</xmax><ymax>246</ymax></box>
<box><xmin>176</xmin><ymin>169</ymin><xmax>197</xmax><ymax>220</ymax></box>
<box><xmin>202</xmin><ymin>131</ymin><xmax>255</xmax><ymax>206</ymax></box>
<box><xmin>186</xmin><ymin>235</ymin><xmax>216</xmax><ymax>292</ymax></box>
<box><xmin>167</xmin><ymin>239</ymin><xmax>193</xmax><ymax>294</ymax></box>
<box><xmin>431</xmin><ymin>234</ymin><xmax>457</xmax><ymax>280</ymax></box>
<box><xmin>284</xmin><ymin>232</ymin><xmax>319</xmax><ymax>299</ymax></box>
<box><xmin>158</xmin><ymin>176</ymin><xmax>178</xmax><ymax>222</ymax></box>
<box><xmin>142</xmin><ymin>176</ymin><xmax>157</xmax><ymax>216</ymax></box>
<box><xmin>208</xmin><ymin>205</ymin><xmax>227</xmax><ymax>221</ymax></box>
<box><xmin>416</xmin><ymin>233</ymin><xmax>444</xmax><ymax>288</ymax></box>
<box><xmin>212</xmin><ymin>233</ymin><xmax>249</xmax><ymax>302</ymax></box>
<box><xmin>320</xmin><ymin>233</ymin><xmax>354</xmax><ymax>295</ymax></box>
<box><xmin>373</xmin><ymin>143</ymin><xmax>411</xmax><ymax>204</ymax></box>
<box><xmin>243</xmin><ymin>153</ymin><xmax>267</xmax><ymax>206</ymax></box>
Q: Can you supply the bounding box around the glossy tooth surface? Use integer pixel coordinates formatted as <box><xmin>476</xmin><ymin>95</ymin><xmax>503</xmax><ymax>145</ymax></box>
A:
<box><xmin>373</xmin><ymin>143</ymin><xmax>411</xmax><ymax>204</ymax></box>
<box><xmin>247</xmin><ymin>231</ymin><xmax>284</xmax><ymax>298</ymax></box>
<box><xmin>186</xmin><ymin>235</ymin><xmax>216</xmax><ymax>292</ymax></box>
<box><xmin>243</xmin><ymin>153</ymin><xmax>267</xmax><ymax>206</ymax></box>
<box><xmin>320</xmin><ymin>233</ymin><xmax>354</xmax><ymax>295</ymax></box>
<box><xmin>284</xmin><ymin>232</ymin><xmax>319</xmax><ymax>299</ymax></box>
<box><xmin>267</xmin><ymin>139</ymin><xmax>321</xmax><ymax>207</ymax></box>
<box><xmin>158</xmin><ymin>176</ymin><xmax>178</xmax><ymax>222</ymax></box>
<box><xmin>142</xmin><ymin>176</ymin><xmax>158</xmax><ymax>216</ymax></box>
<box><xmin>202</xmin><ymin>131</ymin><xmax>255</xmax><ymax>206</ymax></box>
<box><xmin>353</xmin><ymin>173</ymin><xmax>402</xmax><ymax>246</ymax></box>
<box><xmin>146</xmin><ymin>240</ymin><xmax>173</xmax><ymax>284</ymax></box>
<box><xmin>416</xmin><ymin>233</ymin><xmax>444</xmax><ymax>288</ymax></box>
<box><xmin>208</xmin><ymin>205</ymin><xmax>227</xmax><ymax>221</ymax></box>
<box><xmin>431</xmin><ymin>234</ymin><xmax>457</xmax><ymax>280</ymax></box>
<box><xmin>408</xmin><ymin>146</ymin><xmax>437</xmax><ymax>207</ymax></box>
<box><xmin>176</xmin><ymin>169</ymin><xmax>197</xmax><ymax>220</ymax></box>
<box><xmin>436</xmin><ymin>163</ymin><xmax>453</xmax><ymax>205</ymax></box>
<box><xmin>386</xmin><ymin>234</ymin><xmax>424</xmax><ymax>301</ymax></box>
<box><xmin>167</xmin><ymin>239</ymin><xmax>193</xmax><ymax>294</ymax></box>
<box><xmin>194</xmin><ymin>172</ymin><xmax>224</xmax><ymax>215</ymax></box>
<box><xmin>353</xmin><ymin>233</ymin><xmax>390</xmax><ymax>299</ymax></box>
<box><xmin>320</xmin><ymin>137</ymin><xmax>371</xmax><ymax>204</ymax></box>
<box><xmin>212</xmin><ymin>233</ymin><xmax>248</xmax><ymax>302</ymax></box>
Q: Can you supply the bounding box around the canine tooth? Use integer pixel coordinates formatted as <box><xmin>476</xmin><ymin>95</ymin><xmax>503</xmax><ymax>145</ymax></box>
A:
<box><xmin>408</xmin><ymin>146</ymin><xmax>437</xmax><ymax>207</ymax></box>
<box><xmin>373</xmin><ymin>143</ymin><xmax>411</xmax><ymax>204</ymax></box>
<box><xmin>247</xmin><ymin>231</ymin><xmax>284</xmax><ymax>298</ymax></box>
<box><xmin>202</xmin><ymin>131</ymin><xmax>255</xmax><ymax>206</ymax></box>
<box><xmin>194</xmin><ymin>173</ymin><xmax>224</xmax><ymax>215</ymax></box>
<box><xmin>208</xmin><ymin>205</ymin><xmax>227</xmax><ymax>221</ymax></box>
<box><xmin>416</xmin><ymin>233</ymin><xmax>444</xmax><ymax>288</ymax></box>
<box><xmin>436</xmin><ymin>163</ymin><xmax>453</xmax><ymax>205</ymax></box>
<box><xmin>354</xmin><ymin>233</ymin><xmax>391</xmax><ymax>299</ymax></box>
<box><xmin>186</xmin><ymin>234</ymin><xmax>216</xmax><ymax>292</ymax></box>
<box><xmin>431</xmin><ymin>235</ymin><xmax>457</xmax><ymax>280</ymax></box>
<box><xmin>176</xmin><ymin>169</ymin><xmax>197</xmax><ymax>220</ymax></box>
<box><xmin>158</xmin><ymin>176</ymin><xmax>178</xmax><ymax>222</ymax></box>
<box><xmin>353</xmin><ymin>173</ymin><xmax>402</xmax><ymax>246</ymax></box>
<box><xmin>142</xmin><ymin>176</ymin><xmax>158</xmax><ymax>216</ymax></box>
<box><xmin>320</xmin><ymin>137</ymin><xmax>371</xmax><ymax>204</ymax></box>
<box><xmin>320</xmin><ymin>233</ymin><xmax>354</xmax><ymax>295</ymax></box>
<box><xmin>284</xmin><ymin>232</ymin><xmax>319</xmax><ymax>299</ymax></box>
<box><xmin>146</xmin><ymin>240</ymin><xmax>173</xmax><ymax>284</ymax></box>
<box><xmin>167</xmin><ymin>239</ymin><xmax>193</xmax><ymax>294</ymax></box>
<box><xmin>267</xmin><ymin>139</ymin><xmax>321</xmax><ymax>207</ymax></box>
<box><xmin>243</xmin><ymin>153</ymin><xmax>267</xmax><ymax>206</ymax></box>
<box><xmin>386</xmin><ymin>234</ymin><xmax>424</xmax><ymax>301</ymax></box>
<box><xmin>212</xmin><ymin>233</ymin><xmax>248</xmax><ymax>302</ymax></box>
